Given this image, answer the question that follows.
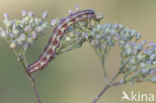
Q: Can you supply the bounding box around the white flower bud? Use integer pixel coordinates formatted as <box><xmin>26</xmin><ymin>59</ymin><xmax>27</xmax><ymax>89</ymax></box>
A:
<box><xmin>42</xmin><ymin>11</ymin><xmax>48</xmax><ymax>19</ymax></box>
<box><xmin>140</xmin><ymin>63</ymin><xmax>146</xmax><ymax>68</ymax></box>
<box><xmin>4</xmin><ymin>13</ymin><xmax>9</xmax><ymax>19</ymax></box>
<box><xmin>130</xmin><ymin>30</ymin><xmax>136</xmax><ymax>36</ymax></box>
<box><xmin>10</xmin><ymin>33</ymin><xmax>15</xmax><ymax>38</ymax></box>
<box><xmin>42</xmin><ymin>22</ymin><xmax>48</xmax><ymax>29</ymax></box>
<box><xmin>75</xmin><ymin>5</ymin><xmax>79</xmax><ymax>11</ymax></box>
<box><xmin>23</xmin><ymin>16</ymin><xmax>29</xmax><ymax>23</ymax></box>
<box><xmin>152</xmin><ymin>61</ymin><xmax>156</xmax><ymax>65</ymax></box>
<box><xmin>24</xmin><ymin>25</ymin><xmax>32</xmax><ymax>32</ymax></box>
<box><xmin>149</xmin><ymin>41</ymin><xmax>155</xmax><ymax>47</ymax></box>
<box><xmin>28</xmin><ymin>11</ymin><xmax>33</xmax><ymax>17</ymax></box>
<box><xmin>35</xmin><ymin>26</ymin><xmax>42</xmax><ymax>32</ymax></box>
<box><xmin>10</xmin><ymin>42</ymin><xmax>16</xmax><ymax>48</ymax></box>
<box><xmin>150</xmin><ymin>54</ymin><xmax>156</xmax><ymax>60</ymax></box>
<box><xmin>140</xmin><ymin>40</ymin><xmax>146</xmax><ymax>45</ymax></box>
<box><xmin>22</xmin><ymin>10</ymin><xmax>27</xmax><ymax>16</ymax></box>
<box><xmin>0</xmin><ymin>31</ymin><xmax>6</xmax><ymax>37</ymax></box>
<box><xmin>12</xmin><ymin>29</ymin><xmax>19</xmax><ymax>35</ymax></box>
<box><xmin>129</xmin><ymin>57</ymin><xmax>136</xmax><ymax>64</ymax></box>
<box><xmin>68</xmin><ymin>9</ymin><xmax>74</xmax><ymax>14</ymax></box>
<box><xmin>137</xmin><ymin>54</ymin><xmax>145</xmax><ymax>61</ymax></box>
<box><xmin>141</xmin><ymin>68</ymin><xmax>149</xmax><ymax>74</ymax></box>
<box><xmin>51</xmin><ymin>19</ymin><xmax>58</xmax><ymax>26</ymax></box>
<box><xmin>66</xmin><ymin>37</ymin><xmax>71</xmax><ymax>41</ymax></box>
<box><xmin>95</xmin><ymin>35</ymin><xmax>100</xmax><ymax>39</ymax></box>
<box><xmin>34</xmin><ymin>18</ymin><xmax>41</xmax><ymax>25</ymax></box>
<box><xmin>136</xmin><ymin>33</ymin><xmax>141</xmax><ymax>40</ymax></box>
<box><xmin>28</xmin><ymin>37</ymin><xmax>33</xmax><ymax>43</ymax></box>
<box><xmin>118</xmin><ymin>40</ymin><xmax>125</xmax><ymax>47</ymax></box>
<box><xmin>151</xmin><ymin>76</ymin><xmax>156</xmax><ymax>82</ymax></box>
<box><xmin>29</xmin><ymin>18</ymin><xmax>33</xmax><ymax>24</ymax></box>
<box><xmin>31</xmin><ymin>32</ymin><xmax>37</xmax><ymax>40</ymax></box>
<box><xmin>19</xmin><ymin>33</ymin><xmax>26</xmax><ymax>41</ymax></box>
<box><xmin>3</xmin><ymin>19</ymin><xmax>11</xmax><ymax>27</ymax></box>
<box><xmin>126</xmin><ymin>48</ymin><xmax>132</xmax><ymax>55</ymax></box>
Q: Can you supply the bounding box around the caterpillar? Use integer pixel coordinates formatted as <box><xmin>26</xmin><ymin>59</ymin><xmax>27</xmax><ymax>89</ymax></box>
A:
<box><xmin>27</xmin><ymin>9</ymin><xmax>96</xmax><ymax>73</ymax></box>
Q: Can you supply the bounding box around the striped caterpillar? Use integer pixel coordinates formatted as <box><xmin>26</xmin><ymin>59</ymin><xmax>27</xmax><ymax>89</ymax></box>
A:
<box><xmin>27</xmin><ymin>10</ymin><xmax>96</xmax><ymax>73</ymax></box>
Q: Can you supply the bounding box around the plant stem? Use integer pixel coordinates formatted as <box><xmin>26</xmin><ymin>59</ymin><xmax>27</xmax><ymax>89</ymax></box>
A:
<box><xmin>31</xmin><ymin>80</ymin><xmax>42</xmax><ymax>103</ymax></box>
<box><xmin>111</xmin><ymin>71</ymin><xmax>121</xmax><ymax>82</ymax></box>
<box><xmin>92</xmin><ymin>69</ymin><xmax>122</xmax><ymax>103</ymax></box>
<box><xmin>19</xmin><ymin>57</ymin><xmax>42</xmax><ymax>103</ymax></box>
<box><xmin>92</xmin><ymin>81</ymin><xmax>123</xmax><ymax>103</ymax></box>
<box><xmin>92</xmin><ymin>85</ymin><xmax>110</xmax><ymax>103</ymax></box>
<box><xmin>90</xmin><ymin>45</ymin><xmax>109</xmax><ymax>83</ymax></box>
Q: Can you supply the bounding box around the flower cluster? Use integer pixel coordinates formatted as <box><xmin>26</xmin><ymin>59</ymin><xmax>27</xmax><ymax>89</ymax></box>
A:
<box><xmin>90</xmin><ymin>23</ymin><xmax>156</xmax><ymax>83</ymax></box>
<box><xmin>115</xmin><ymin>26</ymin><xmax>156</xmax><ymax>83</ymax></box>
<box><xmin>0</xmin><ymin>10</ymin><xmax>55</xmax><ymax>56</ymax></box>
<box><xmin>90</xmin><ymin>24</ymin><xmax>123</xmax><ymax>65</ymax></box>
<box><xmin>119</xmin><ymin>36</ymin><xmax>156</xmax><ymax>83</ymax></box>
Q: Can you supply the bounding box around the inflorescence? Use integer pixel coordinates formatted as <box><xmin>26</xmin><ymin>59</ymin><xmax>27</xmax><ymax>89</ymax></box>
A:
<box><xmin>0</xmin><ymin>10</ymin><xmax>57</xmax><ymax>57</ymax></box>
<box><xmin>90</xmin><ymin>23</ymin><xmax>156</xmax><ymax>83</ymax></box>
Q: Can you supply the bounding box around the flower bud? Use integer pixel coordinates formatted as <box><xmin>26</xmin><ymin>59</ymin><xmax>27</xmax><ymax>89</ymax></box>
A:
<box><xmin>10</xmin><ymin>42</ymin><xmax>16</xmax><ymax>48</ymax></box>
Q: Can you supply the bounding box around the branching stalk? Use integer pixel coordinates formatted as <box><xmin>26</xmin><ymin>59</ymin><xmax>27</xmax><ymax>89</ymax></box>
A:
<box><xmin>19</xmin><ymin>57</ymin><xmax>42</xmax><ymax>103</ymax></box>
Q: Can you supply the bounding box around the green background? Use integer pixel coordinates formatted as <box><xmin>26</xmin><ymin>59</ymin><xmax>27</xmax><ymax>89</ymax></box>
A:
<box><xmin>0</xmin><ymin>0</ymin><xmax>156</xmax><ymax>103</ymax></box>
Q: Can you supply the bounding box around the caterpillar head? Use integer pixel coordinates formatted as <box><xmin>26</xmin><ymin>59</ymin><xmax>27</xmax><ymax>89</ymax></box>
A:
<box><xmin>95</xmin><ymin>12</ymin><xmax>104</xmax><ymax>22</ymax></box>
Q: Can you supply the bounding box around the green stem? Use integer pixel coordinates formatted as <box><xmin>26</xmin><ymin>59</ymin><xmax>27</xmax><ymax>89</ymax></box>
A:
<box><xmin>111</xmin><ymin>71</ymin><xmax>121</xmax><ymax>82</ymax></box>
<box><xmin>19</xmin><ymin>57</ymin><xmax>42</xmax><ymax>103</ymax></box>
<box><xmin>92</xmin><ymin>81</ymin><xmax>124</xmax><ymax>103</ymax></box>
<box><xmin>92</xmin><ymin>67</ymin><xmax>122</xmax><ymax>103</ymax></box>
<box><xmin>101</xmin><ymin>57</ymin><xmax>108</xmax><ymax>83</ymax></box>
<box><xmin>92</xmin><ymin>84</ymin><xmax>110</xmax><ymax>103</ymax></box>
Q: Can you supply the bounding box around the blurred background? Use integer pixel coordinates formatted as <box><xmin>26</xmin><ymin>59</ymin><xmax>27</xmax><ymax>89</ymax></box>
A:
<box><xmin>0</xmin><ymin>0</ymin><xmax>156</xmax><ymax>103</ymax></box>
